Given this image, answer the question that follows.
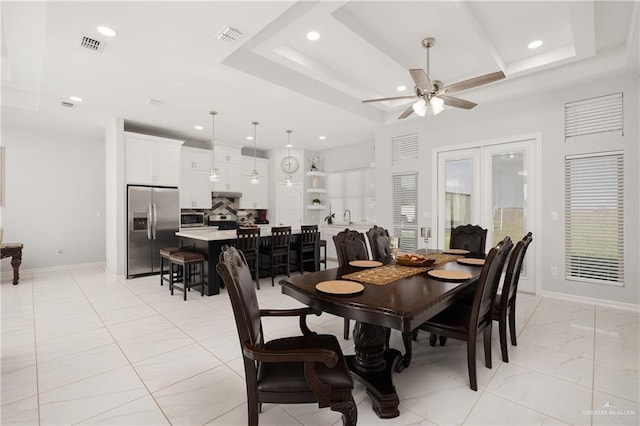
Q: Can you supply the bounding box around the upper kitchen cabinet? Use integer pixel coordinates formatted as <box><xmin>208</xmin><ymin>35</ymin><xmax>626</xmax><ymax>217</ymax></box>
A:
<box><xmin>240</xmin><ymin>156</ymin><xmax>269</xmax><ymax>209</ymax></box>
<box><xmin>181</xmin><ymin>146</ymin><xmax>211</xmax><ymax>171</ymax></box>
<box><xmin>180</xmin><ymin>147</ymin><xmax>213</xmax><ymax>209</ymax></box>
<box><xmin>126</xmin><ymin>132</ymin><xmax>184</xmax><ymax>186</ymax></box>
<box><xmin>211</xmin><ymin>144</ymin><xmax>242</xmax><ymax>193</ymax></box>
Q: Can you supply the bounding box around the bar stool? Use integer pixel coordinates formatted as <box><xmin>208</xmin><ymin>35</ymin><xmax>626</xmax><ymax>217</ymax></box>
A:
<box><xmin>259</xmin><ymin>226</ymin><xmax>291</xmax><ymax>286</ymax></box>
<box><xmin>319</xmin><ymin>239</ymin><xmax>327</xmax><ymax>270</ymax></box>
<box><xmin>159</xmin><ymin>247</ymin><xmax>182</xmax><ymax>286</ymax></box>
<box><xmin>236</xmin><ymin>227</ymin><xmax>261</xmax><ymax>289</ymax></box>
<box><xmin>292</xmin><ymin>225</ymin><xmax>319</xmax><ymax>274</ymax></box>
<box><xmin>169</xmin><ymin>251</ymin><xmax>205</xmax><ymax>300</ymax></box>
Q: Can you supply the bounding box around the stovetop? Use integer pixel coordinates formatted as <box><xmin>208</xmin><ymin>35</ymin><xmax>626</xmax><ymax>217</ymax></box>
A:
<box><xmin>208</xmin><ymin>220</ymin><xmax>238</xmax><ymax>230</ymax></box>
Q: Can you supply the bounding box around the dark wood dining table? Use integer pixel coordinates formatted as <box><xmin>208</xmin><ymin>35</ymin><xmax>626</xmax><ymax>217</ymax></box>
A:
<box><xmin>279</xmin><ymin>252</ymin><xmax>483</xmax><ymax>419</ymax></box>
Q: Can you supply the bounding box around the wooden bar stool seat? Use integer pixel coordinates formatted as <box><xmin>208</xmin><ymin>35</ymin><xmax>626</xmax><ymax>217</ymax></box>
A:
<box><xmin>169</xmin><ymin>251</ymin><xmax>205</xmax><ymax>300</ymax></box>
<box><xmin>160</xmin><ymin>246</ymin><xmax>182</xmax><ymax>286</ymax></box>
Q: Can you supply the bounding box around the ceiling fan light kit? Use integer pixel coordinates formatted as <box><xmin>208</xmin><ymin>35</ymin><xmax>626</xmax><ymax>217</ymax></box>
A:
<box><xmin>362</xmin><ymin>36</ymin><xmax>505</xmax><ymax>120</ymax></box>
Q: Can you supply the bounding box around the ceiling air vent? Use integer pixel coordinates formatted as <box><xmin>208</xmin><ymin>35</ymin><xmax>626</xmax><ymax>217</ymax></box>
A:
<box><xmin>216</xmin><ymin>25</ymin><xmax>244</xmax><ymax>44</ymax></box>
<box><xmin>79</xmin><ymin>34</ymin><xmax>105</xmax><ymax>52</ymax></box>
<box><xmin>147</xmin><ymin>98</ymin><xmax>164</xmax><ymax>106</ymax></box>
<box><xmin>60</xmin><ymin>101</ymin><xmax>74</xmax><ymax>108</ymax></box>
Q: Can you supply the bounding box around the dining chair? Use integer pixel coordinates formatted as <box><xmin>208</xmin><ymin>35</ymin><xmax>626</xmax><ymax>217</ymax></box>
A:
<box><xmin>450</xmin><ymin>224</ymin><xmax>487</xmax><ymax>258</ymax></box>
<box><xmin>333</xmin><ymin>228</ymin><xmax>369</xmax><ymax>340</ymax></box>
<box><xmin>259</xmin><ymin>226</ymin><xmax>291</xmax><ymax>286</ymax></box>
<box><xmin>366</xmin><ymin>225</ymin><xmax>393</xmax><ymax>264</ymax></box>
<box><xmin>216</xmin><ymin>245</ymin><xmax>357</xmax><ymax>426</ymax></box>
<box><xmin>236</xmin><ymin>227</ymin><xmax>261</xmax><ymax>289</ymax></box>
<box><xmin>417</xmin><ymin>236</ymin><xmax>512</xmax><ymax>391</ymax></box>
<box><xmin>494</xmin><ymin>232</ymin><xmax>533</xmax><ymax>362</ymax></box>
<box><xmin>291</xmin><ymin>225</ymin><xmax>320</xmax><ymax>274</ymax></box>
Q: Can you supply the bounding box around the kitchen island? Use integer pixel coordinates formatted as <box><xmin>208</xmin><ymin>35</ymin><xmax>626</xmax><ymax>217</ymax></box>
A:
<box><xmin>175</xmin><ymin>227</ymin><xmax>318</xmax><ymax>295</ymax></box>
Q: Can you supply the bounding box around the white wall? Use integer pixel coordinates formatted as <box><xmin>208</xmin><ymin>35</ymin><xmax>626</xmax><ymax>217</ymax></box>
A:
<box><xmin>374</xmin><ymin>71</ymin><xmax>639</xmax><ymax>305</ymax></box>
<box><xmin>1</xmin><ymin>125</ymin><xmax>106</xmax><ymax>270</ymax></box>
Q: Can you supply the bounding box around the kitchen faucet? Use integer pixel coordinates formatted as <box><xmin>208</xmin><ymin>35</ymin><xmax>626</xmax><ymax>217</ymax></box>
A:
<box><xmin>343</xmin><ymin>209</ymin><xmax>352</xmax><ymax>225</ymax></box>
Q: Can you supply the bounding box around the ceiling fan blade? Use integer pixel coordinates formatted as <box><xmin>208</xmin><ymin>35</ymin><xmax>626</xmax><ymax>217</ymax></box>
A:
<box><xmin>409</xmin><ymin>69</ymin><xmax>433</xmax><ymax>93</ymax></box>
<box><xmin>439</xmin><ymin>95</ymin><xmax>477</xmax><ymax>109</ymax></box>
<box><xmin>440</xmin><ymin>71</ymin><xmax>505</xmax><ymax>95</ymax></box>
<box><xmin>398</xmin><ymin>105</ymin><xmax>415</xmax><ymax>119</ymax></box>
<box><xmin>362</xmin><ymin>95</ymin><xmax>417</xmax><ymax>103</ymax></box>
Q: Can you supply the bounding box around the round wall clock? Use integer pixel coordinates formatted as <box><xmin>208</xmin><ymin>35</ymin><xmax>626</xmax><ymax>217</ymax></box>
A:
<box><xmin>280</xmin><ymin>155</ymin><xmax>300</xmax><ymax>173</ymax></box>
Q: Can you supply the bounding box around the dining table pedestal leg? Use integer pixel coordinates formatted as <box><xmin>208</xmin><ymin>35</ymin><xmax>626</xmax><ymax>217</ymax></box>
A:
<box><xmin>345</xmin><ymin>321</ymin><xmax>401</xmax><ymax>418</ymax></box>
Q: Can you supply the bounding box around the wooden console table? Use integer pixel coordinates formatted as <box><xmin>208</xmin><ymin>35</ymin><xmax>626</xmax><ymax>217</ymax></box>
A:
<box><xmin>1</xmin><ymin>243</ymin><xmax>23</xmax><ymax>285</ymax></box>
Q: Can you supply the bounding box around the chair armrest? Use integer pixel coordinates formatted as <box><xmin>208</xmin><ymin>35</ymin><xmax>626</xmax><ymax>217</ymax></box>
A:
<box><xmin>260</xmin><ymin>307</ymin><xmax>320</xmax><ymax>336</ymax></box>
<box><xmin>243</xmin><ymin>342</ymin><xmax>339</xmax><ymax>368</ymax></box>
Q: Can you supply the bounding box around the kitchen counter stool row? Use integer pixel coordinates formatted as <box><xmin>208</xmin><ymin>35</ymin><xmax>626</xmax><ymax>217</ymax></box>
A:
<box><xmin>159</xmin><ymin>246</ymin><xmax>205</xmax><ymax>300</ymax></box>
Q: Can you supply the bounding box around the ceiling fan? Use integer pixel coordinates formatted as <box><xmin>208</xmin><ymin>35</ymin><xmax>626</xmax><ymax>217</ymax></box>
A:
<box><xmin>362</xmin><ymin>37</ymin><xmax>505</xmax><ymax>119</ymax></box>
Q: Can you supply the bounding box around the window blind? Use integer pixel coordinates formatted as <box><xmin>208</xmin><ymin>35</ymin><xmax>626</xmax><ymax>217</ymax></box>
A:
<box><xmin>565</xmin><ymin>151</ymin><xmax>624</xmax><ymax>285</ymax></box>
<box><xmin>392</xmin><ymin>133</ymin><xmax>418</xmax><ymax>163</ymax></box>
<box><xmin>565</xmin><ymin>92</ymin><xmax>623</xmax><ymax>140</ymax></box>
<box><xmin>392</xmin><ymin>173</ymin><xmax>418</xmax><ymax>251</ymax></box>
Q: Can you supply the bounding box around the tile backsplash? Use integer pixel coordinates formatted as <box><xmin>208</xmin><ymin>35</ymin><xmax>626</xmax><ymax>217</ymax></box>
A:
<box><xmin>182</xmin><ymin>197</ymin><xmax>257</xmax><ymax>221</ymax></box>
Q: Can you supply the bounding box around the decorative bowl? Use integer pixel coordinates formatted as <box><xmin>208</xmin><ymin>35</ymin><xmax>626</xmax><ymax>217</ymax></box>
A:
<box><xmin>395</xmin><ymin>253</ymin><xmax>435</xmax><ymax>267</ymax></box>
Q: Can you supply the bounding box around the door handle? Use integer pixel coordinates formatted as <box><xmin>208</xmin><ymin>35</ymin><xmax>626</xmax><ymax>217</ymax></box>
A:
<box><xmin>147</xmin><ymin>204</ymin><xmax>152</xmax><ymax>240</ymax></box>
<box><xmin>152</xmin><ymin>203</ymin><xmax>158</xmax><ymax>239</ymax></box>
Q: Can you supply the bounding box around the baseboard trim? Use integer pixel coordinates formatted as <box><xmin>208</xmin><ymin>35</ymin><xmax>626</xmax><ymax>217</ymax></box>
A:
<box><xmin>541</xmin><ymin>290</ymin><xmax>640</xmax><ymax>313</ymax></box>
<box><xmin>18</xmin><ymin>262</ymin><xmax>107</xmax><ymax>275</ymax></box>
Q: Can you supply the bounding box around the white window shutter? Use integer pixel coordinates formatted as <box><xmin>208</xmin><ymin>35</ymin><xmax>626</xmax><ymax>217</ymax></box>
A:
<box><xmin>392</xmin><ymin>133</ymin><xmax>418</xmax><ymax>163</ymax></box>
<box><xmin>565</xmin><ymin>93</ymin><xmax>623</xmax><ymax>141</ymax></box>
<box><xmin>392</xmin><ymin>173</ymin><xmax>419</xmax><ymax>251</ymax></box>
<box><xmin>565</xmin><ymin>151</ymin><xmax>624</xmax><ymax>285</ymax></box>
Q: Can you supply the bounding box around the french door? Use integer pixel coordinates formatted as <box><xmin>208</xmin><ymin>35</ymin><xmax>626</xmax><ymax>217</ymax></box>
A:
<box><xmin>436</xmin><ymin>137</ymin><xmax>537</xmax><ymax>293</ymax></box>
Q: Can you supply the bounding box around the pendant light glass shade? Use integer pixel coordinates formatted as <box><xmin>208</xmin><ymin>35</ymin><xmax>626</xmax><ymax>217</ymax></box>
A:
<box><xmin>285</xmin><ymin>130</ymin><xmax>293</xmax><ymax>186</ymax></box>
<box><xmin>251</xmin><ymin>121</ymin><xmax>259</xmax><ymax>184</ymax></box>
<box><xmin>209</xmin><ymin>111</ymin><xmax>220</xmax><ymax>182</ymax></box>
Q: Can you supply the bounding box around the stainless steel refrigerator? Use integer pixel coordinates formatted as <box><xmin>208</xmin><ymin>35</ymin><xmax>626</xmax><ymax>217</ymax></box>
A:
<box><xmin>127</xmin><ymin>185</ymin><xmax>180</xmax><ymax>278</ymax></box>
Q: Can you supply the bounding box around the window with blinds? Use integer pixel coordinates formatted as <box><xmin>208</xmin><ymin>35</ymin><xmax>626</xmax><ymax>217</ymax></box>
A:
<box><xmin>565</xmin><ymin>151</ymin><xmax>624</xmax><ymax>285</ymax></box>
<box><xmin>392</xmin><ymin>133</ymin><xmax>418</xmax><ymax>163</ymax></box>
<box><xmin>392</xmin><ymin>173</ymin><xmax>418</xmax><ymax>251</ymax></box>
<box><xmin>565</xmin><ymin>92</ymin><xmax>623</xmax><ymax>141</ymax></box>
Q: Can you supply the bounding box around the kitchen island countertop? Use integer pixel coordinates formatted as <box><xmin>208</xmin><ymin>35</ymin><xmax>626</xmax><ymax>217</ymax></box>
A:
<box><xmin>176</xmin><ymin>227</ymin><xmax>303</xmax><ymax>241</ymax></box>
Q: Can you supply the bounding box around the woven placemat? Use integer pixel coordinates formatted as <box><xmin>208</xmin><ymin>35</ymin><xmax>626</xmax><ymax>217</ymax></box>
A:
<box><xmin>342</xmin><ymin>264</ymin><xmax>431</xmax><ymax>286</ymax></box>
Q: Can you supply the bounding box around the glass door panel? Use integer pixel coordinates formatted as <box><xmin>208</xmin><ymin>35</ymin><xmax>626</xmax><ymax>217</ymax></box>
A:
<box><xmin>437</xmin><ymin>149</ymin><xmax>480</xmax><ymax>249</ymax></box>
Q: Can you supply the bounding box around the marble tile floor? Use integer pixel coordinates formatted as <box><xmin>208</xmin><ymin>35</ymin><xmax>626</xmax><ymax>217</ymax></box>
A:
<box><xmin>1</xmin><ymin>264</ymin><xmax>638</xmax><ymax>425</ymax></box>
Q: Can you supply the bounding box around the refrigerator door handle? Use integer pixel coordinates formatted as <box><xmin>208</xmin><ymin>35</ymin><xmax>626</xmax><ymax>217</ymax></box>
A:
<box><xmin>147</xmin><ymin>204</ymin><xmax>153</xmax><ymax>240</ymax></box>
<box><xmin>152</xmin><ymin>203</ymin><xmax>158</xmax><ymax>239</ymax></box>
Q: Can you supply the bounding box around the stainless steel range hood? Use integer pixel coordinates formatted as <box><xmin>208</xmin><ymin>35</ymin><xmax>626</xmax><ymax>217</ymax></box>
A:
<box><xmin>212</xmin><ymin>191</ymin><xmax>242</xmax><ymax>198</ymax></box>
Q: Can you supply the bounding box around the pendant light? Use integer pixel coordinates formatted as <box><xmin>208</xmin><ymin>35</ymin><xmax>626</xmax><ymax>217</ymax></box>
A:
<box><xmin>250</xmin><ymin>121</ymin><xmax>260</xmax><ymax>184</ymax></box>
<box><xmin>209</xmin><ymin>111</ymin><xmax>220</xmax><ymax>182</ymax></box>
<box><xmin>284</xmin><ymin>130</ymin><xmax>293</xmax><ymax>186</ymax></box>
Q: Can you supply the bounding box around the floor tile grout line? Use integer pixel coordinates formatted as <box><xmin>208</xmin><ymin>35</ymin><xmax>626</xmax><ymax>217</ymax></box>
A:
<box><xmin>64</xmin><ymin>267</ymin><xmax>175</xmax><ymax>426</ymax></box>
<box><xmin>482</xmin><ymin>388</ymin><xmax>575</xmax><ymax>425</ymax></box>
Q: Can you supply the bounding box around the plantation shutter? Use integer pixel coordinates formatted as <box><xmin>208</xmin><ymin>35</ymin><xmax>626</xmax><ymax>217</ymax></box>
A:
<box><xmin>565</xmin><ymin>93</ymin><xmax>623</xmax><ymax>141</ymax></box>
<box><xmin>392</xmin><ymin>173</ymin><xmax>418</xmax><ymax>251</ymax></box>
<box><xmin>392</xmin><ymin>133</ymin><xmax>418</xmax><ymax>163</ymax></box>
<box><xmin>565</xmin><ymin>151</ymin><xmax>624</xmax><ymax>285</ymax></box>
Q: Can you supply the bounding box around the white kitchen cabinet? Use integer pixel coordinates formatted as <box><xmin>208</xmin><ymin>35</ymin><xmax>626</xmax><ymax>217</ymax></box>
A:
<box><xmin>239</xmin><ymin>156</ymin><xmax>269</xmax><ymax>209</ymax></box>
<box><xmin>214</xmin><ymin>144</ymin><xmax>242</xmax><ymax>165</ymax></box>
<box><xmin>181</xmin><ymin>146</ymin><xmax>211</xmax><ymax>171</ymax></box>
<box><xmin>180</xmin><ymin>169</ymin><xmax>212</xmax><ymax>209</ymax></box>
<box><xmin>211</xmin><ymin>144</ymin><xmax>242</xmax><ymax>193</ymax></box>
<box><xmin>126</xmin><ymin>132</ymin><xmax>183</xmax><ymax>186</ymax></box>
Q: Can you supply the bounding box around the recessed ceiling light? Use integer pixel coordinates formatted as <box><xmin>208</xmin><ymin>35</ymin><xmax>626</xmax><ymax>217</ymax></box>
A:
<box><xmin>286</xmin><ymin>144</ymin><xmax>293</xmax><ymax>148</ymax></box>
<box><xmin>306</xmin><ymin>31</ymin><xmax>320</xmax><ymax>41</ymax></box>
<box><xmin>246</xmin><ymin>136</ymin><xmax>254</xmax><ymax>140</ymax></box>
<box><xmin>195</xmin><ymin>125</ymin><xmax>203</xmax><ymax>130</ymax></box>
<box><xmin>528</xmin><ymin>40</ymin><xmax>543</xmax><ymax>49</ymax></box>
<box><xmin>396</xmin><ymin>85</ymin><xmax>407</xmax><ymax>92</ymax></box>
<box><xmin>318</xmin><ymin>136</ymin><xmax>326</xmax><ymax>140</ymax></box>
<box><xmin>97</xmin><ymin>26</ymin><xmax>117</xmax><ymax>37</ymax></box>
<box><xmin>69</xmin><ymin>96</ymin><xmax>82</xmax><ymax>102</ymax></box>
